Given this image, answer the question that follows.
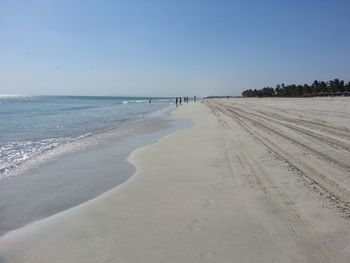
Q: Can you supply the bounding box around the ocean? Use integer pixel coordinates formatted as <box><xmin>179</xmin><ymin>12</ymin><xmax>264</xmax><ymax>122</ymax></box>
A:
<box><xmin>0</xmin><ymin>95</ymin><xmax>175</xmax><ymax>179</ymax></box>
<box><xmin>0</xmin><ymin>95</ymin><xmax>185</xmax><ymax>235</ymax></box>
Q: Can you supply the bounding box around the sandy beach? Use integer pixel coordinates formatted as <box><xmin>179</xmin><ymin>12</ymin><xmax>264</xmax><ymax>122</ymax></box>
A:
<box><xmin>1</xmin><ymin>98</ymin><xmax>350</xmax><ymax>262</ymax></box>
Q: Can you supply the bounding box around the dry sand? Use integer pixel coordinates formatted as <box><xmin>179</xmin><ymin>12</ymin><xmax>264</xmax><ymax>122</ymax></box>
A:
<box><xmin>1</xmin><ymin>98</ymin><xmax>350</xmax><ymax>262</ymax></box>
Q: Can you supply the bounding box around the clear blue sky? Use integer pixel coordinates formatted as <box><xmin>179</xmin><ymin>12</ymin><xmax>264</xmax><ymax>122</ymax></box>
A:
<box><xmin>1</xmin><ymin>0</ymin><xmax>349</xmax><ymax>96</ymax></box>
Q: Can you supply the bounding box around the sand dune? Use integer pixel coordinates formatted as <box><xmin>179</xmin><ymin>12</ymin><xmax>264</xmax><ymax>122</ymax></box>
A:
<box><xmin>0</xmin><ymin>98</ymin><xmax>350</xmax><ymax>262</ymax></box>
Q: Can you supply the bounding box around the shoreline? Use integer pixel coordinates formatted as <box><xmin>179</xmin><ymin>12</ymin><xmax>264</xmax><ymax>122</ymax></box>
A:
<box><xmin>0</xmin><ymin>95</ymin><xmax>175</xmax><ymax>181</ymax></box>
<box><xmin>0</xmin><ymin>107</ymin><xmax>189</xmax><ymax>237</ymax></box>
<box><xmin>1</xmin><ymin>99</ymin><xmax>350</xmax><ymax>262</ymax></box>
<box><xmin>0</xmin><ymin>103</ymin><xmax>175</xmax><ymax>181</ymax></box>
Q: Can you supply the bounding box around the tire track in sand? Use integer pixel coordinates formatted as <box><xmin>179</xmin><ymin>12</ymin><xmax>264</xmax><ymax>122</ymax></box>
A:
<box><xmin>225</xmin><ymin>105</ymin><xmax>350</xmax><ymax>171</ymax></box>
<box><xmin>206</xmin><ymin>101</ymin><xmax>332</xmax><ymax>262</ymax></box>
<box><xmin>255</xmin><ymin>110</ymin><xmax>350</xmax><ymax>140</ymax></box>
<box><xmin>207</xmin><ymin>101</ymin><xmax>350</xmax><ymax>217</ymax></box>
<box><xmin>234</xmin><ymin>107</ymin><xmax>350</xmax><ymax>153</ymax></box>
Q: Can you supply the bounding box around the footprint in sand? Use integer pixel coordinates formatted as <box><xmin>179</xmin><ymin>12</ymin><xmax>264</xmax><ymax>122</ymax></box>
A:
<box><xmin>202</xmin><ymin>198</ymin><xmax>215</xmax><ymax>208</ymax></box>
<box><xmin>187</xmin><ymin>219</ymin><xmax>207</xmax><ymax>232</ymax></box>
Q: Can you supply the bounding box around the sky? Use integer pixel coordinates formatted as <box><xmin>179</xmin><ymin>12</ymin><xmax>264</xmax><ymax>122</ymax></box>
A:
<box><xmin>0</xmin><ymin>0</ymin><xmax>349</xmax><ymax>97</ymax></box>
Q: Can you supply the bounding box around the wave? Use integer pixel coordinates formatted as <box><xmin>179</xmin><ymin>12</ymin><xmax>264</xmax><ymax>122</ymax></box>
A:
<box><xmin>121</xmin><ymin>99</ymin><xmax>173</xmax><ymax>104</ymax></box>
<box><xmin>0</xmin><ymin>138</ymin><xmax>67</xmax><ymax>178</ymax></box>
<box><xmin>122</xmin><ymin>100</ymin><xmax>147</xmax><ymax>104</ymax></box>
<box><xmin>0</xmin><ymin>131</ymin><xmax>112</xmax><ymax>180</ymax></box>
<box><xmin>0</xmin><ymin>94</ymin><xmax>25</xmax><ymax>98</ymax></box>
<box><xmin>0</xmin><ymin>110</ymin><xmax>167</xmax><ymax>180</ymax></box>
<box><xmin>0</xmin><ymin>96</ymin><xmax>175</xmax><ymax>180</ymax></box>
<box><xmin>0</xmin><ymin>94</ymin><xmax>28</xmax><ymax>103</ymax></box>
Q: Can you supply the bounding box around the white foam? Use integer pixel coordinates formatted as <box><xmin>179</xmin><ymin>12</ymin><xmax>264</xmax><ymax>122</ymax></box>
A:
<box><xmin>0</xmin><ymin>94</ymin><xmax>30</xmax><ymax>99</ymax></box>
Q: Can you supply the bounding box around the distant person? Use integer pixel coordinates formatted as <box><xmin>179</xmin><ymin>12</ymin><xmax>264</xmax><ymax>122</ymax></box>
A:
<box><xmin>179</xmin><ymin>97</ymin><xmax>182</xmax><ymax>105</ymax></box>
<box><xmin>149</xmin><ymin>98</ymin><xmax>152</xmax><ymax>103</ymax></box>
<box><xmin>194</xmin><ymin>96</ymin><xmax>196</xmax><ymax>102</ymax></box>
<box><xmin>176</xmin><ymin>97</ymin><xmax>178</xmax><ymax>107</ymax></box>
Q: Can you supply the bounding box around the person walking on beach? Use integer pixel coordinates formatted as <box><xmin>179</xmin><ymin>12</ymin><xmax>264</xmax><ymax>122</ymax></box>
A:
<box><xmin>149</xmin><ymin>98</ymin><xmax>152</xmax><ymax>104</ymax></box>
<box><xmin>179</xmin><ymin>97</ymin><xmax>182</xmax><ymax>105</ymax></box>
<box><xmin>176</xmin><ymin>97</ymin><xmax>178</xmax><ymax>107</ymax></box>
<box><xmin>194</xmin><ymin>96</ymin><xmax>196</xmax><ymax>102</ymax></box>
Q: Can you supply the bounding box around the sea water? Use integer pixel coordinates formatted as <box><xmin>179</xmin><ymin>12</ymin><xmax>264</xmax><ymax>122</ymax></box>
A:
<box><xmin>0</xmin><ymin>95</ymin><xmax>175</xmax><ymax>179</ymax></box>
<box><xmin>0</xmin><ymin>95</ymin><xmax>184</xmax><ymax>235</ymax></box>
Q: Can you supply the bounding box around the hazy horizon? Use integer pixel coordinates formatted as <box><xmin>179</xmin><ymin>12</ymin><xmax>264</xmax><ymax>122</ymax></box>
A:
<box><xmin>0</xmin><ymin>94</ymin><xmax>178</xmax><ymax>98</ymax></box>
<box><xmin>1</xmin><ymin>0</ymin><xmax>350</xmax><ymax>97</ymax></box>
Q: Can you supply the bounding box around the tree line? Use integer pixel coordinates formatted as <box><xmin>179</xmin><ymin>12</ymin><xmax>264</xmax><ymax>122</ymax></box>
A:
<box><xmin>242</xmin><ymin>79</ymin><xmax>350</xmax><ymax>98</ymax></box>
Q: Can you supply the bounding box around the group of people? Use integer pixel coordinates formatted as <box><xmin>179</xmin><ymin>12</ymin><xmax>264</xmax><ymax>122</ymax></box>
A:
<box><xmin>175</xmin><ymin>96</ymin><xmax>197</xmax><ymax>107</ymax></box>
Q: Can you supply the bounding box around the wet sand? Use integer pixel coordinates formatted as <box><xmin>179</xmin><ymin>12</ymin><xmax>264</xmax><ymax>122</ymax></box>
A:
<box><xmin>0</xmin><ymin>117</ymin><xmax>187</xmax><ymax>237</ymax></box>
<box><xmin>0</xmin><ymin>98</ymin><xmax>350</xmax><ymax>262</ymax></box>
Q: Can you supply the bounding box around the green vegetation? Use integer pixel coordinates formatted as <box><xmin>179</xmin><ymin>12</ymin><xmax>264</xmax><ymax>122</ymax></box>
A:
<box><xmin>242</xmin><ymin>79</ymin><xmax>350</xmax><ymax>98</ymax></box>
